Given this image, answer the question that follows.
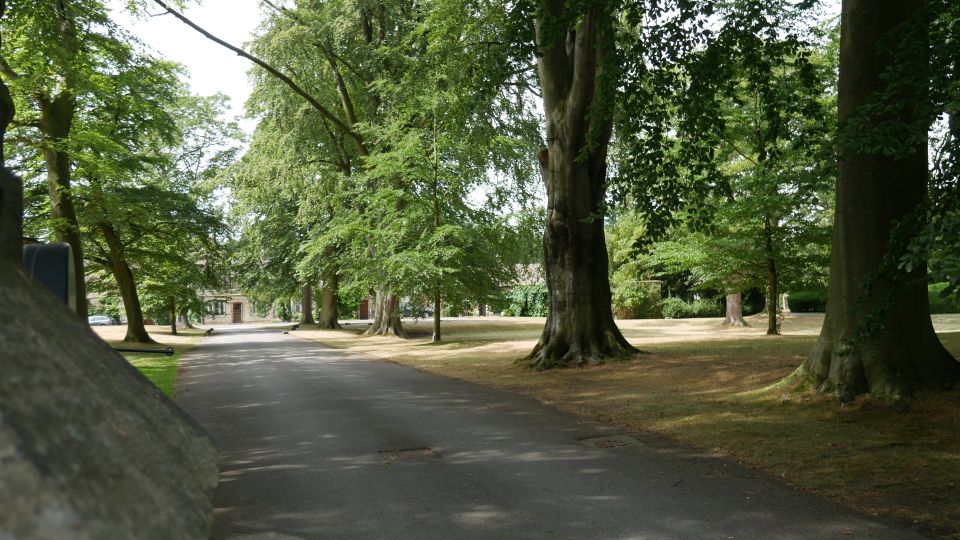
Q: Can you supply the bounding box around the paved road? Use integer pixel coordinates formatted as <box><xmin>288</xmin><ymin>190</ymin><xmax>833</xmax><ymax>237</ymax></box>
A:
<box><xmin>176</xmin><ymin>326</ymin><xmax>921</xmax><ymax>539</ymax></box>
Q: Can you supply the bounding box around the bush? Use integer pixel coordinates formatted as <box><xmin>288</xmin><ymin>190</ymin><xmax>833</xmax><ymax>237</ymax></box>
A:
<box><xmin>660</xmin><ymin>296</ymin><xmax>722</xmax><ymax>319</ymax></box>
<box><xmin>788</xmin><ymin>290</ymin><xmax>828</xmax><ymax>313</ymax></box>
<box><xmin>611</xmin><ymin>278</ymin><xmax>662</xmax><ymax>319</ymax></box>
<box><xmin>276</xmin><ymin>302</ymin><xmax>291</xmax><ymax>322</ymax></box>
<box><xmin>96</xmin><ymin>294</ymin><xmax>124</xmax><ymax>323</ymax></box>
<box><xmin>503</xmin><ymin>284</ymin><xmax>548</xmax><ymax>317</ymax></box>
<box><xmin>337</xmin><ymin>295</ymin><xmax>360</xmax><ymax>319</ymax></box>
<box><xmin>929</xmin><ymin>282</ymin><xmax>960</xmax><ymax>314</ymax></box>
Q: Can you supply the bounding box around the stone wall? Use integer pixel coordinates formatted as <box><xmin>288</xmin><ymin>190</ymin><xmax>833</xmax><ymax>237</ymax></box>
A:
<box><xmin>0</xmin><ymin>261</ymin><xmax>218</xmax><ymax>539</ymax></box>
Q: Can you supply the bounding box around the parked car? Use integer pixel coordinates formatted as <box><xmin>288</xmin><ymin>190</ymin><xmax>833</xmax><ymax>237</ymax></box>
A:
<box><xmin>400</xmin><ymin>302</ymin><xmax>434</xmax><ymax>319</ymax></box>
<box><xmin>87</xmin><ymin>315</ymin><xmax>113</xmax><ymax>326</ymax></box>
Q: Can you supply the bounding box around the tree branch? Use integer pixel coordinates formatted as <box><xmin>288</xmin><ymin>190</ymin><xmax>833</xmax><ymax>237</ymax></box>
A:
<box><xmin>321</xmin><ymin>47</ymin><xmax>359</xmax><ymax>126</ymax></box>
<box><xmin>152</xmin><ymin>0</ymin><xmax>369</xmax><ymax>156</ymax></box>
<box><xmin>260</xmin><ymin>0</ymin><xmax>369</xmax><ymax>104</ymax></box>
<box><xmin>5</xmin><ymin>135</ymin><xmax>42</xmax><ymax>147</ymax></box>
<box><xmin>0</xmin><ymin>54</ymin><xmax>19</xmax><ymax>80</ymax></box>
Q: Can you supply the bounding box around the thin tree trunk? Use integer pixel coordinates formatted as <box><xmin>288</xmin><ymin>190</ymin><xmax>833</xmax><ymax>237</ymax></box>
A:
<box><xmin>179</xmin><ymin>307</ymin><xmax>194</xmax><ymax>329</ymax></box>
<box><xmin>100</xmin><ymin>222</ymin><xmax>154</xmax><ymax>343</ymax></box>
<box><xmin>318</xmin><ymin>271</ymin><xmax>341</xmax><ymax>329</ymax></box>
<box><xmin>528</xmin><ymin>1</ymin><xmax>637</xmax><ymax>368</ymax></box>
<box><xmin>763</xmin><ymin>217</ymin><xmax>780</xmax><ymax>335</ymax></box>
<box><xmin>169</xmin><ymin>298</ymin><xmax>178</xmax><ymax>336</ymax></box>
<box><xmin>432</xmin><ymin>292</ymin><xmax>441</xmax><ymax>343</ymax></box>
<box><xmin>723</xmin><ymin>292</ymin><xmax>747</xmax><ymax>327</ymax></box>
<box><xmin>300</xmin><ymin>283</ymin><xmax>315</xmax><ymax>324</ymax></box>
<box><xmin>796</xmin><ymin>0</ymin><xmax>959</xmax><ymax>403</ymax></box>
<box><xmin>38</xmin><ymin>95</ymin><xmax>86</xmax><ymax>318</ymax></box>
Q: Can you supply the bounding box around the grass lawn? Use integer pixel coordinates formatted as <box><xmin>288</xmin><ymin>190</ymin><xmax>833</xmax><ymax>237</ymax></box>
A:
<box><xmin>92</xmin><ymin>325</ymin><xmax>205</xmax><ymax>398</ymax></box>
<box><xmin>298</xmin><ymin>313</ymin><xmax>960</xmax><ymax>539</ymax></box>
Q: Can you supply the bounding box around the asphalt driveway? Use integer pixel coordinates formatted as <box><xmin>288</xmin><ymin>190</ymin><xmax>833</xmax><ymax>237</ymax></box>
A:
<box><xmin>176</xmin><ymin>325</ymin><xmax>922</xmax><ymax>539</ymax></box>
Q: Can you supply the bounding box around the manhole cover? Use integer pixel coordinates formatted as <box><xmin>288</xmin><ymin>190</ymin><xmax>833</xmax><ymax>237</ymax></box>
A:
<box><xmin>378</xmin><ymin>447</ymin><xmax>441</xmax><ymax>463</ymax></box>
<box><xmin>578</xmin><ymin>435</ymin><xmax>641</xmax><ymax>449</ymax></box>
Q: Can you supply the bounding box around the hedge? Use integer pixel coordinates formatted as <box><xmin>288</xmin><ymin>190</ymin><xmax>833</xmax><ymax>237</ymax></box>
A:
<box><xmin>501</xmin><ymin>284</ymin><xmax>548</xmax><ymax>317</ymax></box>
<box><xmin>787</xmin><ymin>290</ymin><xmax>828</xmax><ymax>313</ymax></box>
<box><xmin>660</xmin><ymin>297</ymin><xmax>722</xmax><ymax>319</ymax></box>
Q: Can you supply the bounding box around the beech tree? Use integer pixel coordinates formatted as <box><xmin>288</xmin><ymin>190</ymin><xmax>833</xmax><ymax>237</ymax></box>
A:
<box><xmin>230</xmin><ymin>123</ymin><xmax>314</xmax><ymax>325</ymax></box>
<box><xmin>2</xmin><ymin>0</ymin><xmax>125</xmax><ymax>317</ymax></box>
<box><xmin>73</xmin><ymin>54</ymin><xmax>182</xmax><ymax>342</ymax></box>
<box><xmin>796</xmin><ymin>0</ymin><xmax>960</xmax><ymax>403</ymax></box>
<box><xmin>522</xmin><ymin>0</ymin><xmax>638</xmax><ymax>368</ymax></box>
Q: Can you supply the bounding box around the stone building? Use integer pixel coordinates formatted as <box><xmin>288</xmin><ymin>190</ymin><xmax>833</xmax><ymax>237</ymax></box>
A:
<box><xmin>201</xmin><ymin>290</ymin><xmax>276</xmax><ymax>324</ymax></box>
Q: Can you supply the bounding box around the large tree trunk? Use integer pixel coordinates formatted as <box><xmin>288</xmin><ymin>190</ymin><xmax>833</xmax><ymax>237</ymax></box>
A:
<box><xmin>365</xmin><ymin>290</ymin><xmax>406</xmax><ymax>337</ymax></box>
<box><xmin>723</xmin><ymin>292</ymin><xmax>747</xmax><ymax>327</ymax></box>
<box><xmin>0</xmin><ymin>167</ymin><xmax>19</xmax><ymax>264</ymax></box>
<box><xmin>0</xmin><ymin>101</ymin><xmax>18</xmax><ymax>263</ymax></box>
<box><xmin>300</xmin><ymin>283</ymin><xmax>315</xmax><ymax>324</ymax></box>
<box><xmin>100</xmin><ymin>221</ymin><xmax>154</xmax><ymax>343</ymax></box>
<box><xmin>0</xmin><ymin>1</ymin><xmax>18</xmax><ymax>265</ymax></box>
<box><xmin>796</xmin><ymin>0</ymin><xmax>959</xmax><ymax>403</ymax></box>
<box><xmin>528</xmin><ymin>1</ymin><xmax>636</xmax><ymax>369</ymax></box>
<box><xmin>38</xmin><ymin>94</ymin><xmax>87</xmax><ymax>318</ymax></box>
<box><xmin>318</xmin><ymin>271</ymin><xmax>341</xmax><ymax>329</ymax></box>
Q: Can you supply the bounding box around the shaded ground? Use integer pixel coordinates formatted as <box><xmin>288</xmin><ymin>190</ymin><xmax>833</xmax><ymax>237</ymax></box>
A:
<box><xmin>296</xmin><ymin>313</ymin><xmax>960</xmax><ymax>538</ymax></box>
<box><xmin>176</xmin><ymin>325</ymin><xmax>921</xmax><ymax>539</ymax></box>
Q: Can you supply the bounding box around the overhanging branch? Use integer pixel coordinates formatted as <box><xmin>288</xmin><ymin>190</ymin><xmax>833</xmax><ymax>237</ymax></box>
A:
<box><xmin>151</xmin><ymin>0</ymin><xmax>369</xmax><ymax>156</ymax></box>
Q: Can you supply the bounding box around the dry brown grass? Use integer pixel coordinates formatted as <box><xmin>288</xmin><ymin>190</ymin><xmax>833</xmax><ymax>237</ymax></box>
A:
<box><xmin>298</xmin><ymin>313</ymin><xmax>960</xmax><ymax>538</ymax></box>
<box><xmin>92</xmin><ymin>324</ymin><xmax>204</xmax><ymax>348</ymax></box>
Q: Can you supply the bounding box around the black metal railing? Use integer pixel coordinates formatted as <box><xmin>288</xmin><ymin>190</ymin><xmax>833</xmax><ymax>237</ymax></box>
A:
<box><xmin>113</xmin><ymin>347</ymin><xmax>175</xmax><ymax>356</ymax></box>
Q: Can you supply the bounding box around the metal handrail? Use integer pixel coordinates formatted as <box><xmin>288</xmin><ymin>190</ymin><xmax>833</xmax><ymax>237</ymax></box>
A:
<box><xmin>114</xmin><ymin>347</ymin><xmax>175</xmax><ymax>356</ymax></box>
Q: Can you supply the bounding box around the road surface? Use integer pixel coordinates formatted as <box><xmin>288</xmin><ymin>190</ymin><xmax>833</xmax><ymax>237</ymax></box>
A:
<box><xmin>176</xmin><ymin>325</ymin><xmax>921</xmax><ymax>539</ymax></box>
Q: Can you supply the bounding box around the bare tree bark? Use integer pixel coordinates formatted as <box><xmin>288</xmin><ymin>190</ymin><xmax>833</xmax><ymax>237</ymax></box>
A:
<box><xmin>723</xmin><ymin>292</ymin><xmax>747</xmax><ymax>327</ymax></box>
<box><xmin>432</xmin><ymin>293</ymin><xmax>441</xmax><ymax>343</ymax></box>
<box><xmin>38</xmin><ymin>93</ymin><xmax>87</xmax><ymax>318</ymax></box>
<box><xmin>0</xmin><ymin>0</ymin><xmax>18</xmax><ymax>264</ymax></box>
<box><xmin>300</xmin><ymin>283</ymin><xmax>315</xmax><ymax>324</ymax></box>
<box><xmin>179</xmin><ymin>308</ymin><xmax>194</xmax><ymax>329</ymax></box>
<box><xmin>100</xmin><ymin>222</ymin><xmax>155</xmax><ymax>343</ymax></box>
<box><xmin>795</xmin><ymin>0</ymin><xmax>959</xmax><ymax>404</ymax></box>
<box><xmin>763</xmin><ymin>217</ymin><xmax>779</xmax><ymax>335</ymax></box>
<box><xmin>169</xmin><ymin>298</ymin><xmax>177</xmax><ymax>336</ymax></box>
<box><xmin>318</xmin><ymin>271</ymin><xmax>341</xmax><ymax>329</ymax></box>
<box><xmin>528</xmin><ymin>1</ymin><xmax>637</xmax><ymax>368</ymax></box>
<box><xmin>365</xmin><ymin>290</ymin><xmax>406</xmax><ymax>337</ymax></box>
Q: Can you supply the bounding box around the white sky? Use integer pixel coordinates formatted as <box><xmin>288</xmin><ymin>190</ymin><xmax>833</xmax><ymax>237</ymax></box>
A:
<box><xmin>109</xmin><ymin>0</ymin><xmax>267</xmax><ymax>136</ymax></box>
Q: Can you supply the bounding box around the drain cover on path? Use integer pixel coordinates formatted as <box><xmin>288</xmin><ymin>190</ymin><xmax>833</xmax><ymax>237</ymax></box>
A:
<box><xmin>378</xmin><ymin>447</ymin><xmax>442</xmax><ymax>463</ymax></box>
<box><xmin>578</xmin><ymin>435</ymin><xmax>642</xmax><ymax>449</ymax></box>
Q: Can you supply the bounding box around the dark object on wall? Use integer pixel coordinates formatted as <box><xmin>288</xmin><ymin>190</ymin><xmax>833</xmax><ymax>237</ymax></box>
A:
<box><xmin>22</xmin><ymin>243</ymin><xmax>76</xmax><ymax>312</ymax></box>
